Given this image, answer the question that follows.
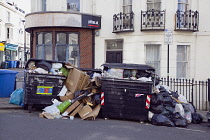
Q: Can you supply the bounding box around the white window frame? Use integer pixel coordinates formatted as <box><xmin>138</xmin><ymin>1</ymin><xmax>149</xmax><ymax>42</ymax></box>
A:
<box><xmin>145</xmin><ymin>44</ymin><xmax>161</xmax><ymax>76</ymax></box>
<box><xmin>176</xmin><ymin>45</ymin><xmax>189</xmax><ymax>78</ymax></box>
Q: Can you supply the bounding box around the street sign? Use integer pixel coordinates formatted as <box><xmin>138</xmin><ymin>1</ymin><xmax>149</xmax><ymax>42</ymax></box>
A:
<box><xmin>164</xmin><ymin>29</ymin><xmax>173</xmax><ymax>45</ymax></box>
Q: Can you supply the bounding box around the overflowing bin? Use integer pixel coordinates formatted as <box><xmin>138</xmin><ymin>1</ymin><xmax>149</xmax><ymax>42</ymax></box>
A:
<box><xmin>0</xmin><ymin>70</ymin><xmax>18</xmax><ymax>97</ymax></box>
<box><xmin>101</xmin><ymin>63</ymin><xmax>157</xmax><ymax>122</ymax></box>
<box><xmin>24</xmin><ymin>59</ymin><xmax>66</xmax><ymax>112</ymax></box>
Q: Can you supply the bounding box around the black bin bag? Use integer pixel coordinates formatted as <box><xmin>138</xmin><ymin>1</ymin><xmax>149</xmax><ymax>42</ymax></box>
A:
<box><xmin>151</xmin><ymin>114</ymin><xmax>175</xmax><ymax>127</ymax></box>
<box><xmin>151</xmin><ymin>93</ymin><xmax>163</xmax><ymax>105</ymax></box>
<box><xmin>192</xmin><ymin>113</ymin><xmax>203</xmax><ymax>124</ymax></box>
<box><xmin>171</xmin><ymin>112</ymin><xmax>188</xmax><ymax>128</ymax></box>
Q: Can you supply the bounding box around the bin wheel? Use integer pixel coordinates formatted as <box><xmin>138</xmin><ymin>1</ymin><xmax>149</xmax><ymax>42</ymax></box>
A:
<box><xmin>28</xmin><ymin>105</ymin><xmax>32</xmax><ymax>113</ymax></box>
<box><xmin>23</xmin><ymin>104</ymin><xmax>28</xmax><ymax>110</ymax></box>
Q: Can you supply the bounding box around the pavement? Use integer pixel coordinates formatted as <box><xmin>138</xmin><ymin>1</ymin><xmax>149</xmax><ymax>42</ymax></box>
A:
<box><xmin>0</xmin><ymin>97</ymin><xmax>23</xmax><ymax>109</ymax></box>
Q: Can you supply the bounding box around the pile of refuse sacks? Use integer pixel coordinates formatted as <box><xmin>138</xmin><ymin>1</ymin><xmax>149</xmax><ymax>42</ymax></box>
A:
<box><xmin>149</xmin><ymin>85</ymin><xmax>203</xmax><ymax>127</ymax></box>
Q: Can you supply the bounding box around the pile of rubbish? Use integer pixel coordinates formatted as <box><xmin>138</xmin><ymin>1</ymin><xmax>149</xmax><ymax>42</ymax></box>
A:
<box><xmin>37</xmin><ymin>62</ymin><xmax>102</xmax><ymax>120</ymax></box>
<box><xmin>149</xmin><ymin>85</ymin><xmax>203</xmax><ymax>127</ymax></box>
<box><xmin>9</xmin><ymin>60</ymin><xmax>204</xmax><ymax>126</ymax></box>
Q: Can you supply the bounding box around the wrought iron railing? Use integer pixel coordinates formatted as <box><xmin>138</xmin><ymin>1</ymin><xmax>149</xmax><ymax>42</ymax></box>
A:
<box><xmin>175</xmin><ymin>10</ymin><xmax>199</xmax><ymax>31</ymax></box>
<box><xmin>113</xmin><ymin>12</ymin><xmax>134</xmax><ymax>33</ymax></box>
<box><xmin>141</xmin><ymin>9</ymin><xmax>165</xmax><ymax>31</ymax></box>
<box><xmin>160</xmin><ymin>78</ymin><xmax>208</xmax><ymax>111</ymax></box>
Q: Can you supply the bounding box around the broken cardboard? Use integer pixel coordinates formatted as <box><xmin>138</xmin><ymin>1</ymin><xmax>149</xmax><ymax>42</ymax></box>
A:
<box><xmin>65</xmin><ymin>68</ymin><xmax>86</xmax><ymax>93</ymax></box>
<box><xmin>69</xmin><ymin>102</ymin><xmax>84</xmax><ymax>117</ymax></box>
<box><xmin>66</xmin><ymin>91</ymin><xmax>74</xmax><ymax>100</ymax></box>
<box><xmin>78</xmin><ymin>104</ymin><xmax>93</xmax><ymax>119</ymax></box>
<box><xmin>80</xmin><ymin>75</ymin><xmax>91</xmax><ymax>90</ymax></box>
<box><xmin>82</xmin><ymin>104</ymin><xmax>101</xmax><ymax>120</ymax></box>
<box><xmin>43</xmin><ymin>112</ymin><xmax>54</xmax><ymax>119</ymax></box>
<box><xmin>59</xmin><ymin>96</ymin><xmax>70</xmax><ymax>102</ymax></box>
<box><xmin>91</xmin><ymin>88</ymin><xmax>101</xmax><ymax>94</ymax></box>
<box><xmin>62</xmin><ymin>100</ymin><xmax>80</xmax><ymax>116</ymax></box>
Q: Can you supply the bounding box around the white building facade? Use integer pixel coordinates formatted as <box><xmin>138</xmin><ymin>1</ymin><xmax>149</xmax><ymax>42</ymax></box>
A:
<box><xmin>28</xmin><ymin>0</ymin><xmax>210</xmax><ymax>81</ymax></box>
<box><xmin>0</xmin><ymin>0</ymin><xmax>31</xmax><ymax>68</ymax></box>
<box><xmin>92</xmin><ymin>0</ymin><xmax>210</xmax><ymax>81</ymax></box>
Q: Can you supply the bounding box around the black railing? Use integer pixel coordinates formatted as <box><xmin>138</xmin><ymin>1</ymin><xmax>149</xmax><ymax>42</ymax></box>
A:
<box><xmin>160</xmin><ymin>78</ymin><xmax>208</xmax><ymax>111</ymax></box>
<box><xmin>113</xmin><ymin>12</ymin><xmax>134</xmax><ymax>33</ymax></box>
<box><xmin>141</xmin><ymin>9</ymin><xmax>165</xmax><ymax>31</ymax></box>
<box><xmin>175</xmin><ymin>10</ymin><xmax>199</xmax><ymax>31</ymax></box>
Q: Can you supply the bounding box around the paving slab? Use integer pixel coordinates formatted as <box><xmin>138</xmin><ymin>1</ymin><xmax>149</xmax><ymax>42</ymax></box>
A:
<box><xmin>0</xmin><ymin>97</ymin><xmax>23</xmax><ymax>109</ymax></box>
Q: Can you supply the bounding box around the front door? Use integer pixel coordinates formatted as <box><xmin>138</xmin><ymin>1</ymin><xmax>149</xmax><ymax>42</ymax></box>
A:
<box><xmin>105</xmin><ymin>39</ymin><xmax>123</xmax><ymax>63</ymax></box>
<box><xmin>106</xmin><ymin>51</ymin><xmax>122</xmax><ymax>63</ymax></box>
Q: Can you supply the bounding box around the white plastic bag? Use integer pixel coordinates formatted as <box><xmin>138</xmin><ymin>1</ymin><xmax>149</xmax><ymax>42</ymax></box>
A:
<box><xmin>174</xmin><ymin>104</ymin><xmax>185</xmax><ymax>118</ymax></box>
<box><xmin>42</xmin><ymin>99</ymin><xmax>62</xmax><ymax>119</ymax></box>
<box><xmin>178</xmin><ymin>94</ymin><xmax>188</xmax><ymax>103</ymax></box>
<box><xmin>148</xmin><ymin>111</ymin><xmax>154</xmax><ymax>122</ymax></box>
<box><xmin>43</xmin><ymin>105</ymin><xmax>61</xmax><ymax>119</ymax></box>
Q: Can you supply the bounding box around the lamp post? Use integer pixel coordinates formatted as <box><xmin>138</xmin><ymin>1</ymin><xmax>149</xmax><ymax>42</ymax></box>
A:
<box><xmin>21</xmin><ymin>19</ymin><xmax>27</xmax><ymax>65</ymax></box>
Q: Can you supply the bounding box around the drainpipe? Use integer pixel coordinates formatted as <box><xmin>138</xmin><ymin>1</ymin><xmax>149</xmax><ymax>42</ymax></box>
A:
<box><xmin>92</xmin><ymin>30</ymin><xmax>95</xmax><ymax>69</ymax></box>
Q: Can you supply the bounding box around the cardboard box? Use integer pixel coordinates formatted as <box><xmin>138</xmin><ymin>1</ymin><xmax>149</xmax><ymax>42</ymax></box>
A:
<box><xmin>78</xmin><ymin>104</ymin><xmax>93</xmax><ymax>119</ymax></box>
<box><xmin>69</xmin><ymin>102</ymin><xmax>84</xmax><ymax>117</ymax></box>
<box><xmin>66</xmin><ymin>91</ymin><xmax>74</xmax><ymax>100</ymax></box>
<box><xmin>65</xmin><ymin>68</ymin><xmax>86</xmax><ymax>93</ymax></box>
<box><xmin>91</xmin><ymin>88</ymin><xmax>101</xmax><ymax>93</ymax></box>
<box><xmin>80</xmin><ymin>75</ymin><xmax>90</xmax><ymax>90</ymax></box>
<box><xmin>59</xmin><ymin>96</ymin><xmax>70</xmax><ymax>102</ymax></box>
<box><xmin>62</xmin><ymin>100</ymin><xmax>80</xmax><ymax>116</ymax></box>
<box><xmin>82</xmin><ymin>104</ymin><xmax>101</xmax><ymax>120</ymax></box>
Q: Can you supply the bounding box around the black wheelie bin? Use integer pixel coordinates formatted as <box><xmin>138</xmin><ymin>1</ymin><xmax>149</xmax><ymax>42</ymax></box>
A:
<box><xmin>101</xmin><ymin>63</ymin><xmax>157</xmax><ymax>122</ymax></box>
<box><xmin>24</xmin><ymin>58</ymin><xmax>67</xmax><ymax>112</ymax></box>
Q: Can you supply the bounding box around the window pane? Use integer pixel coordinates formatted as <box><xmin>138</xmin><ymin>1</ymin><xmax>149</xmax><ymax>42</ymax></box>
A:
<box><xmin>67</xmin><ymin>0</ymin><xmax>80</xmax><ymax>12</ymax></box>
<box><xmin>146</xmin><ymin>45</ymin><xmax>160</xmax><ymax>75</ymax></box>
<box><xmin>69</xmin><ymin>45</ymin><xmax>78</xmax><ymax>65</ymax></box>
<box><xmin>69</xmin><ymin>33</ymin><xmax>78</xmax><ymax>45</ymax></box>
<box><xmin>57</xmin><ymin>33</ymin><xmax>66</xmax><ymax>44</ymax></box>
<box><xmin>154</xmin><ymin>3</ymin><xmax>161</xmax><ymax>10</ymax></box>
<box><xmin>44</xmin><ymin>33</ymin><xmax>52</xmax><ymax>44</ymax></box>
<box><xmin>177</xmin><ymin>45</ymin><xmax>188</xmax><ymax>78</ymax></box>
<box><xmin>38</xmin><ymin>33</ymin><xmax>43</xmax><ymax>44</ymax></box>
<box><xmin>37</xmin><ymin>46</ymin><xmax>43</xmax><ymax>59</ymax></box>
<box><xmin>56</xmin><ymin>45</ymin><xmax>67</xmax><ymax>61</ymax></box>
<box><xmin>123</xmin><ymin>0</ymin><xmax>132</xmax><ymax>13</ymax></box>
<box><xmin>45</xmin><ymin>45</ymin><xmax>52</xmax><ymax>60</ymax></box>
<box><xmin>123</xmin><ymin>0</ymin><xmax>132</xmax><ymax>5</ymax></box>
<box><xmin>147</xmin><ymin>0</ymin><xmax>161</xmax><ymax>10</ymax></box>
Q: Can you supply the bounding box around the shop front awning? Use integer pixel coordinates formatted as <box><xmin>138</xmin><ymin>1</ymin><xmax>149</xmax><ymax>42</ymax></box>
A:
<box><xmin>5</xmin><ymin>43</ymin><xmax>18</xmax><ymax>51</ymax></box>
<box><xmin>0</xmin><ymin>43</ymin><xmax>5</xmax><ymax>51</ymax></box>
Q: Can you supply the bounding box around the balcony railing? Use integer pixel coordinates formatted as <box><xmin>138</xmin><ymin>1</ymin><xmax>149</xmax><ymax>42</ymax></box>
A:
<box><xmin>175</xmin><ymin>10</ymin><xmax>199</xmax><ymax>32</ymax></box>
<box><xmin>113</xmin><ymin>12</ymin><xmax>134</xmax><ymax>33</ymax></box>
<box><xmin>141</xmin><ymin>9</ymin><xmax>165</xmax><ymax>31</ymax></box>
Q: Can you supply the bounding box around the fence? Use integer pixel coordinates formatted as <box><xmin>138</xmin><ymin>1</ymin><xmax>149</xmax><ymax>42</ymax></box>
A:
<box><xmin>160</xmin><ymin>78</ymin><xmax>209</xmax><ymax>111</ymax></box>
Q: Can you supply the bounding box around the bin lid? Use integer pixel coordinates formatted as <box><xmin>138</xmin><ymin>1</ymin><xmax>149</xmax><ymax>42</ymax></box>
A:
<box><xmin>0</xmin><ymin>70</ymin><xmax>18</xmax><ymax>74</ymax></box>
<box><xmin>25</xmin><ymin>58</ymin><xmax>66</xmax><ymax>69</ymax></box>
<box><xmin>101</xmin><ymin>63</ymin><xmax>155</xmax><ymax>71</ymax></box>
